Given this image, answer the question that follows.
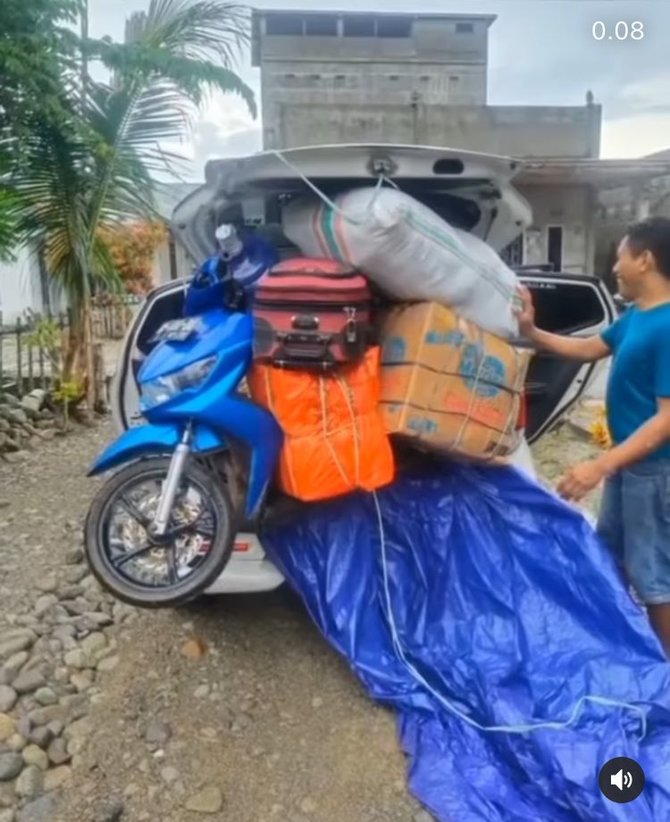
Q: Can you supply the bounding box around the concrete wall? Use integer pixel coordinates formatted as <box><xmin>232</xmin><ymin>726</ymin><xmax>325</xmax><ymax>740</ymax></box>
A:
<box><xmin>0</xmin><ymin>247</ymin><xmax>67</xmax><ymax>324</ymax></box>
<box><xmin>255</xmin><ymin>12</ymin><xmax>493</xmax><ymax>146</ymax></box>
<box><xmin>265</xmin><ymin>102</ymin><xmax>602</xmax><ymax>159</ymax></box>
<box><xmin>516</xmin><ymin>184</ymin><xmax>595</xmax><ymax>273</ymax></box>
<box><xmin>255</xmin><ymin>15</ymin><xmax>491</xmax><ymax>67</ymax></box>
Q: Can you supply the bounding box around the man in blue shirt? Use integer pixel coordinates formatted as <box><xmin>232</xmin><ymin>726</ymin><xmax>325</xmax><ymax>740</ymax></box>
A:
<box><xmin>517</xmin><ymin>216</ymin><xmax>670</xmax><ymax>653</ymax></box>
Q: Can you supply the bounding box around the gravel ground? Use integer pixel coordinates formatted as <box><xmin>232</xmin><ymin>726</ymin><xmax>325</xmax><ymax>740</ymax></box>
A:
<box><xmin>0</xmin><ymin>419</ymin><xmax>602</xmax><ymax>822</ymax></box>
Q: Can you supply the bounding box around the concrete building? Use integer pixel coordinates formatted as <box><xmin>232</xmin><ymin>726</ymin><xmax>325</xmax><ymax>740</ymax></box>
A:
<box><xmin>251</xmin><ymin>8</ymin><xmax>670</xmax><ymax>277</ymax></box>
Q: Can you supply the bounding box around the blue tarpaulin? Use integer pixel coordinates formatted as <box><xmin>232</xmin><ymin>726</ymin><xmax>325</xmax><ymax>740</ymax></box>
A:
<box><xmin>263</xmin><ymin>463</ymin><xmax>670</xmax><ymax>821</ymax></box>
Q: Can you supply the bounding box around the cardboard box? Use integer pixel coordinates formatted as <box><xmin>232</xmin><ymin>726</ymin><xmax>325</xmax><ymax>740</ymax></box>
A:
<box><xmin>379</xmin><ymin>303</ymin><xmax>532</xmax><ymax>460</ymax></box>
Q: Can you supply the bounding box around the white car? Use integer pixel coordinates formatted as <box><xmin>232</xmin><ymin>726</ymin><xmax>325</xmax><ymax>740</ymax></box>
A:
<box><xmin>110</xmin><ymin>143</ymin><xmax>616</xmax><ymax>595</ymax></box>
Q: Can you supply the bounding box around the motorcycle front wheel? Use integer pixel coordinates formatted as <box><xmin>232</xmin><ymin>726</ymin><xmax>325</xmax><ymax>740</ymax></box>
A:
<box><xmin>84</xmin><ymin>457</ymin><xmax>235</xmax><ymax>608</ymax></box>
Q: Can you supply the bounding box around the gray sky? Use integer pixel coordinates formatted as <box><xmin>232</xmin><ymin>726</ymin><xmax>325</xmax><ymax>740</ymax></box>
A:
<box><xmin>89</xmin><ymin>0</ymin><xmax>670</xmax><ymax>176</ymax></box>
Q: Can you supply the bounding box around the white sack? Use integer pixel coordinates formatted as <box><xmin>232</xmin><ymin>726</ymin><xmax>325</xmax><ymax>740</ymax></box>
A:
<box><xmin>283</xmin><ymin>187</ymin><xmax>520</xmax><ymax>339</ymax></box>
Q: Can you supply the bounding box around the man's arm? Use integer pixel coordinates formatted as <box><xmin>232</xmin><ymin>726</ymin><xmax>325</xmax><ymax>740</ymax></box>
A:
<box><xmin>515</xmin><ymin>286</ymin><xmax>612</xmax><ymax>361</ymax></box>
<box><xmin>599</xmin><ymin>398</ymin><xmax>670</xmax><ymax>473</ymax></box>
<box><xmin>558</xmin><ymin>399</ymin><xmax>670</xmax><ymax>500</ymax></box>
<box><xmin>526</xmin><ymin>327</ymin><xmax>611</xmax><ymax>362</ymax></box>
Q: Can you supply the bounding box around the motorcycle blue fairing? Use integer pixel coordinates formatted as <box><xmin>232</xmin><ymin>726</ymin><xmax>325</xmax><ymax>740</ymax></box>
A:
<box><xmin>89</xmin><ymin>307</ymin><xmax>283</xmax><ymax>519</ymax></box>
<box><xmin>88</xmin><ymin>423</ymin><xmax>225</xmax><ymax>473</ymax></box>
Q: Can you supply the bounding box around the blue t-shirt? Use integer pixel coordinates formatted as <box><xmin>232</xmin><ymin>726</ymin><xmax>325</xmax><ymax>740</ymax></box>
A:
<box><xmin>601</xmin><ymin>303</ymin><xmax>670</xmax><ymax>460</ymax></box>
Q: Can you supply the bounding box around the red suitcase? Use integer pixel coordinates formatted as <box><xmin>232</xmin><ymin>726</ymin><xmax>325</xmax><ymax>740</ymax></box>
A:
<box><xmin>252</xmin><ymin>258</ymin><xmax>371</xmax><ymax>369</ymax></box>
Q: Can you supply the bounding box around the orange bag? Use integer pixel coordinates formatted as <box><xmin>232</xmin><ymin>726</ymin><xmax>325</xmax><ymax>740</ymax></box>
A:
<box><xmin>248</xmin><ymin>347</ymin><xmax>395</xmax><ymax>502</ymax></box>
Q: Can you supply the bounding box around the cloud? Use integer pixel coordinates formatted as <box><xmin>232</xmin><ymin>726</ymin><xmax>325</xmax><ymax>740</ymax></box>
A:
<box><xmin>192</xmin><ymin>122</ymin><xmax>263</xmax><ymax>163</ymax></box>
<box><xmin>601</xmin><ymin>114</ymin><xmax>670</xmax><ymax>159</ymax></box>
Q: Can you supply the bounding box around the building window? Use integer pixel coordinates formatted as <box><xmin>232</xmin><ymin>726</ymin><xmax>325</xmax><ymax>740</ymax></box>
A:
<box><xmin>455</xmin><ymin>22</ymin><xmax>474</xmax><ymax>34</ymax></box>
<box><xmin>500</xmin><ymin>235</ymin><xmax>525</xmax><ymax>268</ymax></box>
<box><xmin>343</xmin><ymin>15</ymin><xmax>375</xmax><ymax>37</ymax></box>
<box><xmin>547</xmin><ymin>226</ymin><xmax>564</xmax><ymax>272</ymax></box>
<box><xmin>377</xmin><ymin>15</ymin><xmax>412</xmax><ymax>38</ymax></box>
<box><xmin>304</xmin><ymin>14</ymin><xmax>338</xmax><ymax>36</ymax></box>
<box><xmin>266</xmin><ymin>14</ymin><xmax>303</xmax><ymax>36</ymax></box>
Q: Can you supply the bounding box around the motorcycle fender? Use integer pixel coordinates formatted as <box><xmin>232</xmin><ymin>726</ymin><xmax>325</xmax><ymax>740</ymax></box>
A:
<box><xmin>87</xmin><ymin>423</ymin><xmax>225</xmax><ymax>477</ymax></box>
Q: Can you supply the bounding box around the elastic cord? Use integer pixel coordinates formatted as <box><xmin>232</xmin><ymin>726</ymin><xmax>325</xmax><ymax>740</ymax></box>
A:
<box><xmin>372</xmin><ymin>490</ymin><xmax>648</xmax><ymax>740</ymax></box>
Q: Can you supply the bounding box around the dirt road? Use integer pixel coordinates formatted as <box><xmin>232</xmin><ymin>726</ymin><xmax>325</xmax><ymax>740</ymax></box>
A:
<box><xmin>0</xmin><ymin>420</ymin><xmax>600</xmax><ymax>822</ymax></box>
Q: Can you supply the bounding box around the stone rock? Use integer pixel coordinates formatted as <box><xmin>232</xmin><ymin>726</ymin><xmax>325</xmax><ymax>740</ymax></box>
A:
<box><xmin>0</xmin><ymin>783</ymin><xmax>14</xmax><ymax>808</ymax></box>
<box><xmin>6</xmin><ymin>735</ymin><xmax>25</xmax><ymax>753</ymax></box>
<box><xmin>93</xmin><ymin>798</ymin><xmax>125</xmax><ymax>822</ymax></box>
<box><xmin>0</xmin><ymin>754</ymin><xmax>23</xmax><ymax>781</ymax></box>
<box><xmin>83</xmin><ymin>612</ymin><xmax>113</xmax><ymax>629</ymax></box>
<box><xmin>56</xmin><ymin>586</ymin><xmax>83</xmax><ymax>601</ymax></box>
<box><xmin>60</xmin><ymin>600</ymin><xmax>86</xmax><ymax>617</ymax></box>
<box><xmin>0</xmin><ymin>408</ymin><xmax>28</xmax><ymax>426</ymax></box>
<box><xmin>15</xmin><ymin>716</ymin><xmax>30</xmax><ymax>740</ymax></box>
<box><xmin>0</xmin><ymin>807</ymin><xmax>14</xmax><ymax>822</ymax></box>
<box><xmin>34</xmin><ymin>577</ymin><xmax>57</xmax><ymax>595</ymax></box>
<box><xmin>45</xmin><ymin>720</ymin><xmax>63</xmax><ymax>737</ymax></box>
<box><xmin>81</xmin><ymin>633</ymin><xmax>106</xmax><ymax>657</ymax></box>
<box><xmin>193</xmin><ymin>685</ymin><xmax>210</xmax><ymax>699</ymax></box>
<box><xmin>96</xmin><ymin>656</ymin><xmax>119</xmax><ymax>673</ymax></box>
<box><xmin>21</xmin><ymin>391</ymin><xmax>46</xmax><ymax>415</ymax></box>
<box><xmin>59</xmin><ymin>694</ymin><xmax>87</xmax><ymax>721</ymax></box>
<box><xmin>28</xmin><ymin>706</ymin><xmax>66</xmax><ymax>727</ymax></box>
<box><xmin>69</xmin><ymin>671</ymin><xmax>93</xmax><ymax>692</ymax></box>
<box><xmin>0</xmin><ymin>652</ymin><xmax>29</xmax><ymax>683</ymax></box>
<box><xmin>64</xmin><ymin>548</ymin><xmax>84</xmax><ymax>566</ymax></box>
<box><xmin>64</xmin><ymin>566</ymin><xmax>87</xmax><ymax>585</ymax></box>
<box><xmin>12</xmin><ymin>670</ymin><xmax>46</xmax><ymax>695</ymax></box>
<box><xmin>0</xmin><ymin>688</ymin><xmax>16</xmax><ymax>713</ymax></box>
<box><xmin>32</xmin><ymin>597</ymin><xmax>57</xmax><ymax>619</ymax></box>
<box><xmin>27</xmin><ymin>726</ymin><xmax>52</xmax><ymax>750</ymax></box>
<box><xmin>46</xmin><ymin>738</ymin><xmax>70</xmax><ymax>767</ymax></box>
<box><xmin>16</xmin><ymin>765</ymin><xmax>43</xmax><ymax>799</ymax></box>
<box><xmin>65</xmin><ymin>716</ymin><xmax>92</xmax><ymax>742</ymax></box>
<box><xmin>144</xmin><ymin>719</ymin><xmax>171</xmax><ymax>746</ymax></box>
<box><xmin>63</xmin><ymin>650</ymin><xmax>87</xmax><ymax>670</ymax></box>
<box><xmin>160</xmin><ymin>766</ymin><xmax>179</xmax><ymax>784</ymax></box>
<box><xmin>184</xmin><ymin>786</ymin><xmax>224</xmax><ymax>814</ymax></box>
<box><xmin>0</xmin><ymin>634</ymin><xmax>35</xmax><ymax>661</ymax></box>
<box><xmin>0</xmin><ymin>715</ymin><xmax>15</xmax><ymax>743</ymax></box>
<box><xmin>43</xmin><ymin>765</ymin><xmax>72</xmax><ymax>793</ymax></box>
<box><xmin>15</xmin><ymin>795</ymin><xmax>54</xmax><ymax>822</ymax></box>
<box><xmin>22</xmin><ymin>746</ymin><xmax>48</xmax><ymax>771</ymax></box>
<box><xmin>33</xmin><ymin>688</ymin><xmax>57</xmax><ymax>707</ymax></box>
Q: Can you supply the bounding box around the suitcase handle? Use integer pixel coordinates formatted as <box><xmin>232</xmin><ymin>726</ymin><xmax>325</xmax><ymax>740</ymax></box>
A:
<box><xmin>292</xmin><ymin>314</ymin><xmax>319</xmax><ymax>331</ymax></box>
<box><xmin>276</xmin><ymin>334</ymin><xmax>334</xmax><ymax>362</ymax></box>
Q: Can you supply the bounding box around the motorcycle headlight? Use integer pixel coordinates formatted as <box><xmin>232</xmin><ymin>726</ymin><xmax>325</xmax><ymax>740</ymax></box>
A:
<box><xmin>140</xmin><ymin>356</ymin><xmax>217</xmax><ymax>410</ymax></box>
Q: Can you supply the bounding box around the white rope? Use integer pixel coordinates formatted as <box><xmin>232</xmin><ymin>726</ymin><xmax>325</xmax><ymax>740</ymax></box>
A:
<box><xmin>270</xmin><ymin>148</ymin><xmax>390</xmax><ymax>227</ymax></box>
<box><xmin>372</xmin><ymin>490</ymin><xmax>648</xmax><ymax>740</ymax></box>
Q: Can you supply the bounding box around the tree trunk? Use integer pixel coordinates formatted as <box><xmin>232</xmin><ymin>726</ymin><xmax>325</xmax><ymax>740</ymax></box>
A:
<box><xmin>93</xmin><ymin>342</ymin><xmax>107</xmax><ymax>414</ymax></box>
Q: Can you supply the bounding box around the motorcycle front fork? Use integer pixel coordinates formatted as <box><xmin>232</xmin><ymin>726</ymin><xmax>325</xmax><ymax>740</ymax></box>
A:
<box><xmin>152</xmin><ymin>426</ymin><xmax>193</xmax><ymax>536</ymax></box>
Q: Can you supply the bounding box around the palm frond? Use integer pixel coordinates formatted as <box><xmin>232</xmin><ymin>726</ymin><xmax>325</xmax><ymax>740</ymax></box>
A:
<box><xmin>140</xmin><ymin>0</ymin><xmax>250</xmax><ymax>67</ymax></box>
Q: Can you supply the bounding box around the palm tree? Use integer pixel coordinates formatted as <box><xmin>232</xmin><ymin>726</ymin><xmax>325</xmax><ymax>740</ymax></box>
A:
<box><xmin>5</xmin><ymin>0</ymin><xmax>255</xmax><ymax>413</ymax></box>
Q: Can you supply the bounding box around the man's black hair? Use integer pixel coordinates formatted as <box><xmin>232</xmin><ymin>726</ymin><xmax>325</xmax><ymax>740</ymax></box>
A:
<box><xmin>625</xmin><ymin>216</ymin><xmax>670</xmax><ymax>278</ymax></box>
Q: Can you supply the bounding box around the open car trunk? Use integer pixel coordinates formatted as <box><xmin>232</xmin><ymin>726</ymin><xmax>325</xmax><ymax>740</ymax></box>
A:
<box><xmin>112</xmin><ymin>144</ymin><xmax>616</xmax><ymax>444</ymax></box>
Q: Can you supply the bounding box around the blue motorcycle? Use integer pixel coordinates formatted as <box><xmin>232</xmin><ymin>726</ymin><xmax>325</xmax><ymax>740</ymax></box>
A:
<box><xmin>84</xmin><ymin>247</ymin><xmax>283</xmax><ymax>608</ymax></box>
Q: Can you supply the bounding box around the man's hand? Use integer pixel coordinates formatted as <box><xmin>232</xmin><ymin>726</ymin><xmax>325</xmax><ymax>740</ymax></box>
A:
<box><xmin>515</xmin><ymin>286</ymin><xmax>537</xmax><ymax>337</ymax></box>
<box><xmin>557</xmin><ymin>459</ymin><xmax>609</xmax><ymax>502</ymax></box>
